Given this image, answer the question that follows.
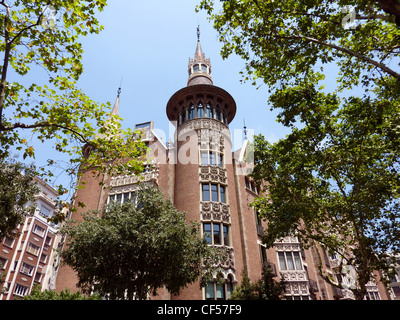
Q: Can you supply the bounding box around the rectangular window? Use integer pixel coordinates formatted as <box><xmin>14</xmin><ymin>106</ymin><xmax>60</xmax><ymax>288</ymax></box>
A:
<box><xmin>245</xmin><ymin>177</ymin><xmax>250</xmax><ymax>189</ymax></box>
<box><xmin>203</xmin><ymin>223</ymin><xmax>212</xmax><ymax>244</ymax></box>
<box><xmin>198</xmin><ymin>105</ymin><xmax>204</xmax><ymax>117</ymax></box>
<box><xmin>216</xmin><ymin>282</ymin><xmax>225</xmax><ymax>300</ymax></box>
<box><xmin>189</xmin><ymin>105</ymin><xmax>195</xmax><ymax>119</ymax></box>
<box><xmin>181</xmin><ymin>111</ymin><xmax>186</xmax><ymax>123</ymax></box>
<box><xmin>216</xmin><ymin>108</ymin><xmax>221</xmax><ymax>121</ymax></box>
<box><xmin>286</xmin><ymin>253</ymin><xmax>295</xmax><ymax>270</ymax></box>
<box><xmin>40</xmin><ymin>253</ymin><xmax>48</xmax><ymax>263</ymax></box>
<box><xmin>218</xmin><ymin>154</ymin><xmax>223</xmax><ymax>167</ymax></box>
<box><xmin>33</xmin><ymin>224</ymin><xmax>46</xmax><ymax>237</ymax></box>
<box><xmin>116</xmin><ymin>193</ymin><xmax>122</xmax><ymax>204</ymax></box>
<box><xmin>213</xmin><ymin>224</ymin><xmax>221</xmax><ymax>245</ymax></box>
<box><xmin>220</xmin><ymin>186</ymin><xmax>226</xmax><ymax>203</ymax></box>
<box><xmin>293</xmin><ymin>252</ymin><xmax>302</xmax><ymax>270</ymax></box>
<box><xmin>223</xmin><ymin>225</ymin><xmax>229</xmax><ymax>246</ymax></box>
<box><xmin>206</xmin><ymin>105</ymin><xmax>213</xmax><ymax>118</ymax></box>
<box><xmin>27</xmin><ymin>242</ymin><xmax>40</xmax><ymax>256</ymax></box>
<box><xmin>123</xmin><ymin>192</ymin><xmax>130</xmax><ymax>203</ymax></box>
<box><xmin>205</xmin><ymin>282</ymin><xmax>214</xmax><ymax>300</ymax></box>
<box><xmin>201</xmin><ymin>152</ymin><xmax>208</xmax><ymax>165</ymax></box>
<box><xmin>203</xmin><ymin>223</ymin><xmax>230</xmax><ymax>246</ymax></box>
<box><xmin>202</xmin><ymin>184</ymin><xmax>210</xmax><ymax>201</ymax></box>
<box><xmin>21</xmin><ymin>262</ymin><xmax>34</xmax><ymax>276</ymax></box>
<box><xmin>0</xmin><ymin>257</ymin><xmax>8</xmax><ymax>269</ymax></box>
<box><xmin>34</xmin><ymin>272</ymin><xmax>43</xmax><ymax>283</ymax></box>
<box><xmin>278</xmin><ymin>252</ymin><xmax>303</xmax><ymax>271</ymax></box>
<box><xmin>14</xmin><ymin>284</ymin><xmax>29</xmax><ymax>297</ymax></box>
<box><xmin>278</xmin><ymin>252</ymin><xmax>287</xmax><ymax>270</ymax></box>
<box><xmin>211</xmin><ymin>184</ymin><xmax>218</xmax><ymax>202</ymax></box>
<box><xmin>209</xmin><ymin>152</ymin><xmax>216</xmax><ymax>166</ymax></box>
<box><xmin>3</xmin><ymin>237</ymin><xmax>14</xmax><ymax>248</ymax></box>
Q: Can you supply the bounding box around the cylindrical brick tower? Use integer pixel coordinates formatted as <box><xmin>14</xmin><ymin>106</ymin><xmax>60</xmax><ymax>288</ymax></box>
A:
<box><xmin>166</xmin><ymin>30</ymin><xmax>241</xmax><ymax>300</ymax></box>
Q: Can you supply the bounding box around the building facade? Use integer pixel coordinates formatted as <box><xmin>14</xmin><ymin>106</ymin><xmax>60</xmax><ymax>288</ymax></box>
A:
<box><xmin>0</xmin><ymin>177</ymin><xmax>67</xmax><ymax>300</ymax></box>
<box><xmin>53</xmin><ymin>34</ymin><xmax>392</xmax><ymax>300</ymax></box>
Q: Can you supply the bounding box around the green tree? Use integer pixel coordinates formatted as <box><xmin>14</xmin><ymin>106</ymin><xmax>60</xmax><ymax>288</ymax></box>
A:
<box><xmin>230</xmin><ymin>267</ymin><xmax>286</xmax><ymax>300</ymax></box>
<box><xmin>199</xmin><ymin>0</ymin><xmax>400</xmax><ymax>300</ymax></box>
<box><xmin>60</xmin><ymin>186</ymin><xmax>216</xmax><ymax>300</ymax></box>
<box><xmin>0</xmin><ymin>1</ymin><xmax>146</xmax><ymax>214</ymax></box>
<box><xmin>198</xmin><ymin>0</ymin><xmax>400</xmax><ymax>92</ymax></box>
<box><xmin>250</xmin><ymin>83</ymin><xmax>400</xmax><ymax>299</ymax></box>
<box><xmin>230</xmin><ymin>270</ymin><xmax>258</xmax><ymax>300</ymax></box>
<box><xmin>0</xmin><ymin>158</ymin><xmax>38</xmax><ymax>239</ymax></box>
<box><xmin>23</xmin><ymin>284</ymin><xmax>102</xmax><ymax>300</ymax></box>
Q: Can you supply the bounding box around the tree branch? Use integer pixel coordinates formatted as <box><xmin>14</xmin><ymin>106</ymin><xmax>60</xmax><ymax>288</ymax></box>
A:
<box><xmin>274</xmin><ymin>34</ymin><xmax>400</xmax><ymax>80</ymax></box>
<box><xmin>0</xmin><ymin>121</ymin><xmax>91</xmax><ymax>145</ymax></box>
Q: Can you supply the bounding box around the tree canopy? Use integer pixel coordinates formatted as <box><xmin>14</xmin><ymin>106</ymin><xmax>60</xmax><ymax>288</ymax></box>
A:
<box><xmin>198</xmin><ymin>0</ymin><xmax>400</xmax><ymax>92</ymax></box>
<box><xmin>250</xmin><ymin>85</ymin><xmax>400</xmax><ymax>299</ymax></box>
<box><xmin>60</xmin><ymin>186</ymin><xmax>217</xmax><ymax>300</ymax></box>
<box><xmin>230</xmin><ymin>267</ymin><xmax>286</xmax><ymax>300</ymax></box>
<box><xmin>23</xmin><ymin>284</ymin><xmax>102</xmax><ymax>300</ymax></box>
<box><xmin>0</xmin><ymin>1</ymin><xmax>146</xmax><ymax>212</ymax></box>
<box><xmin>199</xmin><ymin>0</ymin><xmax>400</xmax><ymax>299</ymax></box>
<box><xmin>0</xmin><ymin>158</ymin><xmax>38</xmax><ymax>239</ymax></box>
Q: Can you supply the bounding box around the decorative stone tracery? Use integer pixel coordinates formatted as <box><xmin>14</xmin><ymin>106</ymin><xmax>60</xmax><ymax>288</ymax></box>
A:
<box><xmin>200</xmin><ymin>201</ymin><xmax>230</xmax><ymax>223</ymax></box>
<box><xmin>199</xmin><ymin>165</ymin><xmax>227</xmax><ymax>184</ymax></box>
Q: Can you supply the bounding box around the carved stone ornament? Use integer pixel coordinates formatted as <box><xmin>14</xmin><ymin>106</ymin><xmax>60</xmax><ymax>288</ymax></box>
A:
<box><xmin>285</xmin><ymin>281</ymin><xmax>310</xmax><ymax>296</ymax></box>
<box><xmin>274</xmin><ymin>243</ymin><xmax>301</xmax><ymax>252</ymax></box>
<box><xmin>200</xmin><ymin>201</ymin><xmax>230</xmax><ymax>223</ymax></box>
<box><xmin>280</xmin><ymin>270</ymin><xmax>308</xmax><ymax>282</ymax></box>
<box><xmin>110</xmin><ymin>167</ymin><xmax>159</xmax><ymax>188</ymax></box>
<box><xmin>205</xmin><ymin>246</ymin><xmax>235</xmax><ymax>271</ymax></box>
<box><xmin>178</xmin><ymin>118</ymin><xmax>231</xmax><ymax>142</ymax></box>
<box><xmin>199</xmin><ymin>165</ymin><xmax>227</xmax><ymax>184</ymax></box>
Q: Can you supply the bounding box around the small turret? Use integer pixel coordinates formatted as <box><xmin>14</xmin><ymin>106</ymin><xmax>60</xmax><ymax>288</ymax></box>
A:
<box><xmin>187</xmin><ymin>26</ymin><xmax>213</xmax><ymax>86</ymax></box>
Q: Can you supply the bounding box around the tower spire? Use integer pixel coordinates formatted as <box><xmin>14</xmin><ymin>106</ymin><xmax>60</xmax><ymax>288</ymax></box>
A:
<box><xmin>187</xmin><ymin>26</ymin><xmax>213</xmax><ymax>86</ymax></box>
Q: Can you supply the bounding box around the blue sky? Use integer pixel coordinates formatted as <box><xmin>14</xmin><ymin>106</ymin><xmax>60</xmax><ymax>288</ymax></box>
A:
<box><xmin>13</xmin><ymin>1</ymin><xmax>295</xmax><ymax>192</ymax></box>
<box><xmin>76</xmin><ymin>0</ymin><xmax>289</xmax><ymax>146</ymax></box>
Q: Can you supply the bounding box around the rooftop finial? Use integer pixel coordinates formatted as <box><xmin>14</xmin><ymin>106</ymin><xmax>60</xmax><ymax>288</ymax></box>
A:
<box><xmin>243</xmin><ymin>118</ymin><xmax>248</xmax><ymax>139</ymax></box>
<box><xmin>197</xmin><ymin>25</ymin><xmax>200</xmax><ymax>41</ymax></box>
<box><xmin>117</xmin><ymin>77</ymin><xmax>123</xmax><ymax>97</ymax></box>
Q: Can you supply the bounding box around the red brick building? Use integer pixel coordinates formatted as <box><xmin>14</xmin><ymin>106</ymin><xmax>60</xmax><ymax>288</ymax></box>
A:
<box><xmin>54</xmin><ymin>34</ymin><xmax>391</xmax><ymax>300</ymax></box>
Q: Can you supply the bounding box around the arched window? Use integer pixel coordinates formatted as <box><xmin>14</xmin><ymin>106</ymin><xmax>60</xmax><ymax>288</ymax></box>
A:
<box><xmin>197</xmin><ymin>103</ymin><xmax>204</xmax><ymax>117</ymax></box>
<box><xmin>193</xmin><ymin>64</ymin><xmax>200</xmax><ymax>72</ymax></box>
<box><xmin>215</xmin><ymin>108</ymin><xmax>221</xmax><ymax>121</ymax></box>
<box><xmin>206</xmin><ymin>104</ymin><xmax>213</xmax><ymax>118</ymax></box>
<box><xmin>205</xmin><ymin>274</ymin><xmax>234</xmax><ymax>300</ymax></box>
<box><xmin>189</xmin><ymin>105</ymin><xmax>195</xmax><ymax>119</ymax></box>
<box><xmin>181</xmin><ymin>109</ymin><xmax>186</xmax><ymax>124</ymax></box>
<box><xmin>201</xmin><ymin>64</ymin><xmax>207</xmax><ymax>72</ymax></box>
